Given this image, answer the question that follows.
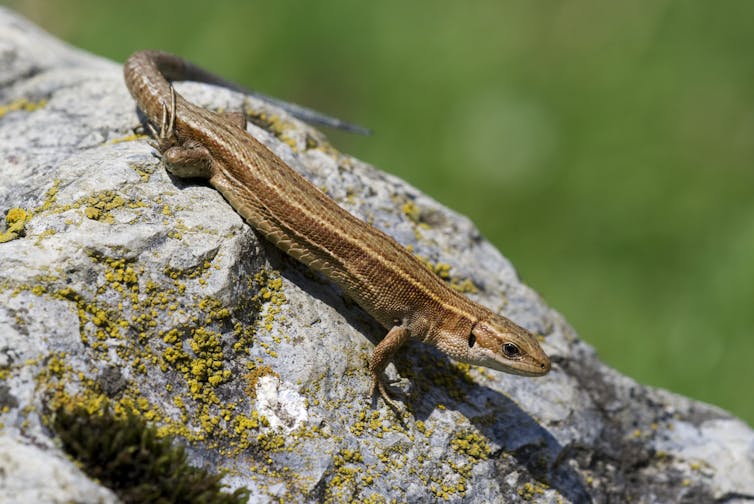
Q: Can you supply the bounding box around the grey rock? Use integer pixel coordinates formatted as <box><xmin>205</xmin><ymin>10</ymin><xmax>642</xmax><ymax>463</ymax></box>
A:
<box><xmin>1</xmin><ymin>7</ymin><xmax>753</xmax><ymax>504</ymax></box>
<box><xmin>0</xmin><ymin>433</ymin><xmax>118</xmax><ymax>504</ymax></box>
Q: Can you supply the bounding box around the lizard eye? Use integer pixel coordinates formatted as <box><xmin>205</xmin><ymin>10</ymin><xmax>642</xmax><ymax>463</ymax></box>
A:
<box><xmin>502</xmin><ymin>343</ymin><xmax>520</xmax><ymax>359</ymax></box>
<box><xmin>468</xmin><ymin>333</ymin><xmax>476</xmax><ymax>348</ymax></box>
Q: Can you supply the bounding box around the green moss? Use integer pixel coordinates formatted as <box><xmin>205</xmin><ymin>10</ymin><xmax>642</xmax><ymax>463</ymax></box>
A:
<box><xmin>50</xmin><ymin>404</ymin><xmax>249</xmax><ymax>504</ymax></box>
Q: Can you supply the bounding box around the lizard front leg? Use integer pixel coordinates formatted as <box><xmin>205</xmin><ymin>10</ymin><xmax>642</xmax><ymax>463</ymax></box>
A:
<box><xmin>369</xmin><ymin>325</ymin><xmax>412</xmax><ymax>413</ymax></box>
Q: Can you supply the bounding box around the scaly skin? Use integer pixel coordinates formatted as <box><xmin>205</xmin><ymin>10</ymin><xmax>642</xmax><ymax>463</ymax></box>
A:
<box><xmin>123</xmin><ymin>50</ymin><xmax>551</xmax><ymax>412</ymax></box>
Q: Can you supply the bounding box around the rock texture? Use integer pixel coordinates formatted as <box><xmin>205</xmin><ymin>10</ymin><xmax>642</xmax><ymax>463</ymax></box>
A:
<box><xmin>1</xmin><ymin>8</ymin><xmax>753</xmax><ymax>504</ymax></box>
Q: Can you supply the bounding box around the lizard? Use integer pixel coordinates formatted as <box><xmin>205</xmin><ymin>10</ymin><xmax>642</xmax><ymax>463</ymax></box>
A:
<box><xmin>123</xmin><ymin>50</ymin><xmax>551</xmax><ymax>412</ymax></box>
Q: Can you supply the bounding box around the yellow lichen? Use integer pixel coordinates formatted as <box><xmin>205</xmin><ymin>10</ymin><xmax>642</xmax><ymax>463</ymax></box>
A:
<box><xmin>11</xmin><ymin>257</ymin><xmax>291</xmax><ymax>454</ymax></box>
<box><xmin>132</xmin><ymin>166</ymin><xmax>153</xmax><ymax>182</ymax></box>
<box><xmin>415</xmin><ymin>255</ymin><xmax>479</xmax><ymax>294</ymax></box>
<box><xmin>0</xmin><ymin>207</ymin><xmax>30</xmax><ymax>243</ymax></box>
<box><xmin>84</xmin><ymin>207</ymin><xmax>101</xmax><ymax>220</ymax></box>
<box><xmin>518</xmin><ymin>481</ymin><xmax>548</xmax><ymax>499</ymax></box>
<box><xmin>39</xmin><ymin>180</ymin><xmax>60</xmax><ymax>211</ymax></box>
<box><xmin>245</xmin><ymin>109</ymin><xmax>298</xmax><ymax>151</ymax></box>
<box><xmin>110</xmin><ymin>133</ymin><xmax>147</xmax><ymax>144</ymax></box>
<box><xmin>450</xmin><ymin>429</ymin><xmax>491</xmax><ymax>460</ymax></box>
<box><xmin>0</xmin><ymin>98</ymin><xmax>47</xmax><ymax>118</ymax></box>
<box><xmin>78</xmin><ymin>192</ymin><xmax>126</xmax><ymax>223</ymax></box>
<box><xmin>256</xmin><ymin>431</ymin><xmax>285</xmax><ymax>451</ymax></box>
<box><xmin>401</xmin><ymin>201</ymin><xmax>421</xmax><ymax>222</ymax></box>
<box><xmin>244</xmin><ymin>365</ymin><xmax>278</xmax><ymax>398</ymax></box>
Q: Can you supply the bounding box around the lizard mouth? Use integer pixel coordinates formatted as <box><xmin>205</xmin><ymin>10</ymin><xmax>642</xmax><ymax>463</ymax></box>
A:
<box><xmin>489</xmin><ymin>353</ymin><xmax>551</xmax><ymax>376</ymax></box>
<box><xmin>513</xmin><ymin>359</ymin><xmax>551</xmax><ymax>376</ymax></box>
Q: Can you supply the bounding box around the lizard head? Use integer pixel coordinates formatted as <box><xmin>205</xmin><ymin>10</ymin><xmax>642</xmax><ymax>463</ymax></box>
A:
<box><xmin>441</xmin><ymin>314</ymin><xmax>551</xmax><ymax>376</ymax></box>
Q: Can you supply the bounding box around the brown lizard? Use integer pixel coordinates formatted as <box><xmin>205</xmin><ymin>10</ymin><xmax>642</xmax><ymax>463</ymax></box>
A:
<box><xmin>123</xmin><ymin>50</ymin><xmax>551</xmax><ymax>412</ymax></box>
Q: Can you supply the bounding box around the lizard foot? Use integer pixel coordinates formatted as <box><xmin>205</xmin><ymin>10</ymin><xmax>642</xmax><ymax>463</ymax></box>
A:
<box><xmin>149</xmin><ymin>85</ymin><xmax>214</xmax><ymax>180</ymax></box>
<box><xmin>370</xmin><ymin>374</ymin><xmax>404</xmax><ymax>417</ymax></box>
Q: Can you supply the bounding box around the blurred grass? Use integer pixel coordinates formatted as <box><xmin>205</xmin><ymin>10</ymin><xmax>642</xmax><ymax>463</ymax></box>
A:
<box><xmin>6</xmin><ymin>0</ymin><xmax>753</xmax><ymax>425</ymax></box>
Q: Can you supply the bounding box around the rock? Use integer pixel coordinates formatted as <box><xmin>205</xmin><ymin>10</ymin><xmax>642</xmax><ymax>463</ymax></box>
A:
<box><xmin>1</xmin><ymin>7</ymin><xmax>752</xmax><ymax>503</ymax></box>
<box><xmin>0</xmin><ymin>433</ymin><xmax>118</xmax><ymax>503</ymax></box>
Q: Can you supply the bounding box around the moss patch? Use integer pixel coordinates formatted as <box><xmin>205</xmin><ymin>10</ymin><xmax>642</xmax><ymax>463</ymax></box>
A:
<box><xmin>50</xmin><ymin>404</ymin><xmax>249</xmax><ymax>503</ymax></box>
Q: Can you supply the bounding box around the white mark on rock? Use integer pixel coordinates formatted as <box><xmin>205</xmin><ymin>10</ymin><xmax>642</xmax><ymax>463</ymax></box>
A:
<box><xmin>255</xmin><ymin>375</ymin><xmax>308</xmax><ymax>431</ymax></box>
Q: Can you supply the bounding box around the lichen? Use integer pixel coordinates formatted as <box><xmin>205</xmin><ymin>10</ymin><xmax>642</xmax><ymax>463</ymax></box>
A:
<box><xmin>245</xmin><ymin>109</ymin><xmax>298</xmax><ymax>151</ymax></box>
<box><xmin>25</xmin><ymin>178</ymin><xmax>149</xmax><ymax>227</ymax></box>
<box><xmin>415</xmin><ymin>255</ymin><xmax>479</xmax><ymax>294</ymax></box>
<box><xmin>0</xmin><ymin>207</ymin><xmax>31</xmax><ymax>243</ymax></box>
<box><xmin>79</xmin><ymin>191</ymin><xmax>126</xmax><ymax>223</ymax></box>
<box><xmin>401</xmin><ymin>201</ymin><xmax>421</xmax><ymax>223</ymax></box>
<box><xmin>0</xmin><ymin>127</ymin><xmax>505</xmax><ymax>501</ymax></box>
<box><xmin>243</xmin><ymin>364</ymin><xmax>278</xmax><ymax>398</ymax></box>
<box><xmin>323</xmin><ymin>446</ymin><xmax>382</xmax><ymax>501</ymax></box>
<box><xmin>39</xmin><ymin>179</ymin><xmax>60</xmax><ymax>212</ymax></box>
<box><xmin>110</xmin><ymin>132</ymin><xmax>148</xmax><ymax>144</ymax></box>
<box><xmin>450</xmin><ymin>428</ymin><xmax>491</xmax><ymax>460</ymax></box>
<box><xmin>517</xmin><ymin>481</ymin><xmax>549</xmax><ymax>500</ymax></box>
<box><xmin>7</xmin><ymin>252</ymin><xmax>293</xmax><ymax>462</ymax></box>
<box><xmin>0</xmin><ymin>97</ymin><xmax>47</xmax><ymax>118</ymax></box>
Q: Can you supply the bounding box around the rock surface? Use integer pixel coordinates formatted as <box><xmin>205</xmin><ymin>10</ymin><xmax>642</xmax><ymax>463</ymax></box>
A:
<box><xmin>1</xmin><ymin>7</ymin><xmax>753</xmax><ymax>504</ymax></box>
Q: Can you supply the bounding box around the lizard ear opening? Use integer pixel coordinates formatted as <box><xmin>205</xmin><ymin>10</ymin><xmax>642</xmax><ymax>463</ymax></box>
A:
<box><xmin>468</xmin><ymin>333</ymin><xmax>476</xmax><ymax>348</ymax></box>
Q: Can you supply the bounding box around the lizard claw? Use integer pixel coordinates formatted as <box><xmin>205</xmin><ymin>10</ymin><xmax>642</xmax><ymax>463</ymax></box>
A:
<box><xmin>149</xmin><ymin>85</ymin><xmax>179</xmax><ymax>153</ymax></box>
<box><xmin>146</xmin><ymin>122</ymin><xmax>158</xmax><ymax>139</ymax></box>
<box><xmin>145</xmin><ymin>123</ymin><xmax>159</xmax><ymax>149</ymax></box>
<box><xmin>168</xmin><ymin>85</ymin><xmax>176</xmax><ymax>134</ymax></box>
<box><xmin>371</xmin><ymin>374</ymin><xmax>403</xmax><ymax>416</ymax></box>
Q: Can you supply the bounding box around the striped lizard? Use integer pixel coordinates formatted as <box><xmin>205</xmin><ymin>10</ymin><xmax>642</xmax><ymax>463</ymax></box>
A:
<box><xmin>123</xmin><ymin>50</ymin><xmax>551</xmax><ymax>412</ymax></box>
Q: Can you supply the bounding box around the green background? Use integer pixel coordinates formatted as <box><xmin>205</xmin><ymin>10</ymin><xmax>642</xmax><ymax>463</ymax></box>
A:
<box><xmin>6</xmin><ymin>1</ymin><xmax>753</xmax><ymax>425</ymax></box>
